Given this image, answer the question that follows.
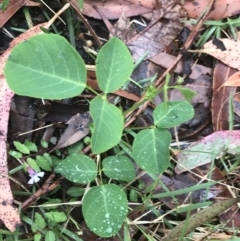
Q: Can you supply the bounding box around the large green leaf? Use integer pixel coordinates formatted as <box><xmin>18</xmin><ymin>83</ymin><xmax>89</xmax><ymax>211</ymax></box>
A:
<box><xmin>55</xmin><ymin>153</ymin><xmax>97</xmax><ymax>183</ymax></box>
<box><xmin>90</xmin><ymin>97</ymin><xmax>124</xmax><ymax>154</ymax></box>
<box><xmin>102</xmin><ymin>155</ymin><xmax>136</xmax><ymax>182</ymax></box>
<box><xmin>153</xmin><ymin>100</ymin><xmax>194</xmax><ymax>128</ymax></box>
<box><xmin>82</xmin><ymin>184</ymin><xmax>128</xmax><ymax>237</ymax></box>
<box><xmin>96</xmin><ymin>37</ymin><xmax>133</xmax><ymax>93</ymax></box>
<box><xmin>132</xmin><ymin>129</ymin><xmax>171</xmax><ymax>174</ymax></box>
<box><xmin>4</xmin><ymin>34</ymin><xmax>86</xmax><ymax>99</ymax></box>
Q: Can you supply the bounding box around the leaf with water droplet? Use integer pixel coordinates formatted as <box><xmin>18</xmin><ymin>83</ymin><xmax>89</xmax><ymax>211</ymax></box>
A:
<box><xmin>153</xmin><ymin>100</ymin><xmax>194</xmax><ymax>128</ymax></box>
<box><xmin>133</xmin><ymin>128</ymin><xmax>171</xmax><ymax>174</ymax></box>
<box><xmin>90</xmin><ymin>97</ymin><xmax>123</xmax><ymax>154</ymax></box>
<box><xmin>82</xmin><ymin>184</ymin><xmax>128</xmax><ymax>237</ymax></box>
<box><xmin>96</xmin><ymin>37</ymin><xmax>133</xmax><ymax>93</ymax></box>
<box><xmin>55</xmin><ymin>153</ymin><xmax>97</xmax><ymax>183</ymax></box>
<box><xmin>102</xmin><ymin>155</ymin><xmax>136</xmax><ymax>182</ymax></box>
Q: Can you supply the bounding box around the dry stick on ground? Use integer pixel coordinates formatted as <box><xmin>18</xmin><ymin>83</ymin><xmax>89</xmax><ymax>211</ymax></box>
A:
<box><xmin>124</xmin><ymin>0</ymin><xmax>216</xmax><ymax>127</ymax></box>
<box><xmin>21</xmin><ymin>174</ymin><xmax>65</xmax><ymax>210</ymax></box>
<box><xmin>0</xmin><ymin>3</ymin><xmax>70</xmax><ymax>231</ymax></box>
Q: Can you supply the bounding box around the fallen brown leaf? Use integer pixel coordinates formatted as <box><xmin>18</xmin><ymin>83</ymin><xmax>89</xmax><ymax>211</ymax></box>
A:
<box><xmin>0</xmin><ymin>0</ymin><xmax>26</xmax><ymax>27</ymax></box>
<box><xmin>81</xmin><ymin>0</ymin><xmax>151</xmax><ymax>19</ymax></box>
<box><xmin>175</xmin><ymin>131</ymin><xmax>240</xmax><ymax>174</ymax></box>
<box><xmin>184</xmin><ymin>0</ymin><xmax>240</xmax><ymax>20</ymax></box>
<box><xmin>127</xmin><ymin>0</ymin><xmax>187</xmax><ymax>60</ymax></box>
<box><xmin>51</xmin><ymin>113</ymin><xmax>91</xmax><ymax>151</ymax></box>
<box><xmin>125</xmin><ymin>0</ymin><xmax>156</xmax><ymax>9</ymax></box>
<box><xmin>169</xmin><ymin>75</ymin><xmax>211</xmax><ymax>105</ymax></box>
<box><xmin>150</xmin><ymin>52</ymin><xmax>212</xmax><ymax>79</ymax></box>
<box><xmin>212</xmin><ymin>62</ymin><xmax>237</xmax><ymax>131</ymax></box>
<box><xmin>194</xmin><ymin>38</ymin><xmax>240</xmax><ymax>71</ymax></box>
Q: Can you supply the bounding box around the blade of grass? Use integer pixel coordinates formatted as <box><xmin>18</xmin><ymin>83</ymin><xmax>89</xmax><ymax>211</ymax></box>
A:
<box><xmin>176</xmin><ymin>201</ymin><xmax>213</xmax><ymax>213</ymax></box>
<box><xmin>65</xmin><ymin>8</ymin><xmax>76</xmax><ymax>48</ymax></box>
<box><xmin>151</xmin><ymin>181</ymin><xmax>217</xmax><ymax>198</ymax></box>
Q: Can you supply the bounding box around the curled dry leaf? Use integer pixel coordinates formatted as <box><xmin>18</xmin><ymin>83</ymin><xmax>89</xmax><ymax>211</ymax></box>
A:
<box><xmin>51</xmin><ymin>112</ymin><xmax>92</xmax><ymax>151</ymax></box>
<box><xmin>222</xmin><ymin>71</ymin><xmax>240</xmax><ymax>87</ymax></box>
<box><xmin>212</xmin><ymin>62</ymin><xmax>237</xmax><ymax>131</ymax></box>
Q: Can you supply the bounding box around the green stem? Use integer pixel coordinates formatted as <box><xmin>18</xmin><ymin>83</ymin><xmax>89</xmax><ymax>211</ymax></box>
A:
<box><xmin>123</xmin><ymin>99</ymin><xmax>146</xmax><ymax>116</ymax></box>
<box><xmin>86</xmin><ymin>85</ymin><xmax>100</xmax><ymax>96</ymax></box>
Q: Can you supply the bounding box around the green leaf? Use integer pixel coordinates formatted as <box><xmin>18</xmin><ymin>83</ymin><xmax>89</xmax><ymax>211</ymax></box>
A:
<box><xmin>129</xmin><ymin>189</ymin><xmax>138</xmax><ymax>202</ymax></box>
<box><xmin>8</xmin><ymin>150</ymin><xmax>22</xmax><ymax>159</ymax></box>
<box><xmin>43</xmin><ymin>153</ymin><xmax>53</xmax><ymax>164</ymax></box>
<box><xmin>82</xmin><ymin>184</ymin><xmax>128</xmax><ymax>237</ymax></box>
<box><xmin>153</xmin><ymin>100</ymin><xmax>194</xmax><ymax>128</ymax></box>
<box><xmin>41</xmin><ymin>199</ymin><xmax>62</xmax><ymax>210</ymax></box>
<box><xmin>24</xmin><ymin>140</ymin><xmax>38</xmax><ymax>152</ymax></box>
<box><xmin>56</xmin><ymin>226</ymin><xmax>84</xmax><ymax>241</ymax></box>
<box><xmin>41</xmin><ymin>140</ymin><xmax>48</xmax><ymax>148</ymax></box>
<box><xmin>50</xmin><ymin>155</ymin><xmax>61</xmax><ymax>169</ymax></box>
<box><xmin>45</xmin><ymin>230</ymin><xmax>56</xmax><ymax>241</ymax></box>
<box><xmin>13</xmin><ymin>141</ymin><xmax>30</xmax><ymax>154</ymax></box>
<box><xmin>27</xmin><ymin>158</ymin><xmax>40</xmax><ymax>172</ymax></box>
<box><xmin>45</xmin><ymin>211</ymin><xmax>67</xmax><ymax>223</ymax></box>
<box><xmin>132</xmin><ymin>129</ymin><xmax>171</xmax><ymax>174</ymax></box>
<box><xmin>96</xmin><ymin>37</ymin><xmax>133</xmax><ymax>93</ymax></box>
<box><xmin>102</xmin><ymin>155</ymin><xmax>136</xmax><ymax>182</ymax></box>
<box><xmin>36</xmin><ymin>155</ymin><xmax>52</xmax><ymax>171</ymax></box>
<box><xmin>34</xmin><ymin>234</ymin><xmax>42</xmax><ymax>241</ymax></box>
<box><xmin>78</xmin><ymin>0</ymin><xmax>84</xmax><ymax>10</ymax></box>
<box><xmin>67</xmin><ymin>141</ymin><xmax>84</xmax><ymax>155</ymax></box>
<box><xmin>67</xmin><ymin>186</ymin><xmax>85</xmax><ymax>197</ymax></box>
<box><xmin>55</xmin><ymin>153</ymin><xmax>97</xmax><ymax>183</ymax></box>
<box><xmin>90</xmin><ymin>97</ymin><xmax>124</xmax><ymax>154</ymax></box>
<box><xmin>4</xmin><ymin>34</ymin><xmax>86</xmax><ymax>99</ymax></box>
<box><xmin>173</xmin><ymin>86</ymin><xmax>197</xmax><ymax>102</ymax></box>
<box><xmin>34</xmin><ymin>212</ymin><xmax>46</xmax><ymax>230</ymax></box>
<box><xmin>1</xmin><ymin>0</ymin><xmax>9</xmax><ymax>12</ymax></box>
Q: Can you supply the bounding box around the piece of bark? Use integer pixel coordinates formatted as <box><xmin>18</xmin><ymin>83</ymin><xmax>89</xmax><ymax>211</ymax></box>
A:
<box><xmin>0</xmin><ymin>22</ymin><xmax>48</xmax><ymax>231</ymax></box>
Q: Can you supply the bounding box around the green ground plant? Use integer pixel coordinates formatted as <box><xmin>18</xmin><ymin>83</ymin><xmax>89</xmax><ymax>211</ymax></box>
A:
<box><xmin>4</xmin><ymin>33</ymin><xmax>195</xmax><ymax>238</ymax></box>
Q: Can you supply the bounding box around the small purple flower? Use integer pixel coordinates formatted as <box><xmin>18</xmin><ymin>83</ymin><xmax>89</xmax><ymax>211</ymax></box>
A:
<box><xmin>27</xmin><ymin>167</ymin><xmax>44</xmax><ymax>185</ymax></box>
